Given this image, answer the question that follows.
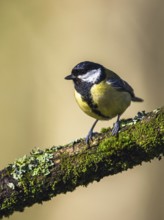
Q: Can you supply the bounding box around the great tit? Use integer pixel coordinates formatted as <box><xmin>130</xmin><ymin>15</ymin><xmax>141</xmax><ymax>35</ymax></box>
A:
<box><xmin>65</xmin><ymin>61</ymin><xmax>143</xmax><ymax>145</ymax></box>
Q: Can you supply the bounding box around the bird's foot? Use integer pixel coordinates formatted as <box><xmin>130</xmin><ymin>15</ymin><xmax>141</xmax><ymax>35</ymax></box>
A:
<box><xmin>85</xmin><ymin>131</ymin><xmax>93</xmax><ymax>147</ymax></box>
<box><xmin>86</xmin><ymin>132</ymin><xmax>98</xmax><ymax>147</ymax></box>
<box><xmin>112</xmin><ymin>120</ymin><xmax>120</xmax><ymax>136</ymax></box>
<box><xmin>86</xmin><ymin>119</ymin><xmax>99</xmax><ymax>147</ymax></box>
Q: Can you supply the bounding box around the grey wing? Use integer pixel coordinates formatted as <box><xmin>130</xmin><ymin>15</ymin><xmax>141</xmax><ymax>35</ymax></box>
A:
<box><xmin>106</xmin><ymin>70</ymin><xmax>143</xmax><ymax>102</ymax></box>
<box><xmin>107</xmin><ymin>75</ymin><xmax>135</xmax><ymax>97</ymax></box>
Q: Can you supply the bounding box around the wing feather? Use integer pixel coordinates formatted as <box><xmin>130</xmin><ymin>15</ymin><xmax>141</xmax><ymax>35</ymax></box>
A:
<box><xmin>106</xmin><ymin>69</ymin><xmax>143</xmax><ymax>102</ymax></box>
<box><xmin>107</xmin><ymin>74</ymin><xmax>134</xmax><ymax>97</ymax></box>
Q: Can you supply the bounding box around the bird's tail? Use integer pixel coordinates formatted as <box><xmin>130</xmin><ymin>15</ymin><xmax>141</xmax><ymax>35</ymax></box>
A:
<box><xmin>132</xmin><ymin>96</ymin><xmax>144</xmax><ymax>102</ymax></box>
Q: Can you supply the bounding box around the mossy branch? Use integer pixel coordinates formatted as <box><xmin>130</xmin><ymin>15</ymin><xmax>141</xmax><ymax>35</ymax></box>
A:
<box><xmin>0</xmin><ymin>107</ymin><xmax>164</xmax><ymax>219</ymax></box>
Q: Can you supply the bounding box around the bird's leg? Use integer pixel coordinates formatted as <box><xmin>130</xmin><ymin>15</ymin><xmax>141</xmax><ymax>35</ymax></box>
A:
<box><xmin>86</xmin><ymin>119</ymin><xmax>99</xmax><ymax>146</ymax></box>
<box><xmin>112</xmin><ymin>115</ymin><xmax>120</xmax><ymax>135</ymax></box>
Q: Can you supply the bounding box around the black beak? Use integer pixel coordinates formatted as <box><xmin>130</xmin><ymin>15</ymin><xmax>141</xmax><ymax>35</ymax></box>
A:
<box><xmin>65</xmin><ymin>74</ymin><xmax>75</xmax><ymax>80</ymax></box>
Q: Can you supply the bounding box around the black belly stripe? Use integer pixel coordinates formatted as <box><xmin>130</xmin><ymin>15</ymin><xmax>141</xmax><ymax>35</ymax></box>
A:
<box><xmin>74</xmin><ymin>80</ymin><xmax>109</xmax><ymax>119</ymax></box>
<box><xmin>83</xmin><ymin>95</ymin><xmax>109</xmax><ymax>119</ymax></box>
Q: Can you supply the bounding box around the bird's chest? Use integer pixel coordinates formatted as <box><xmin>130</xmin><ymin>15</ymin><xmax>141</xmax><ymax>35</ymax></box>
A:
<box><xmin>91</xmin><ymin>81</ymin><xmax>131</xmax><ymax>117</ymax></box>
<box><xmin>74</xmin><ymin>80</ymin><xmax>131</xmax><ymax>119</ymax></box>
<box><xmin>74</xmin><ymin>81</ymin><xmax>106</xmax><ymax>119</ymax></box>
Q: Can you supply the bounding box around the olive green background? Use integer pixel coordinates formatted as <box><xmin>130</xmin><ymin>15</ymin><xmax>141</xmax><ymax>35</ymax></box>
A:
<box><xmin>0</xmin><ymin>0</ymin><xmax>163</xmax><ymax>220</ymax></box>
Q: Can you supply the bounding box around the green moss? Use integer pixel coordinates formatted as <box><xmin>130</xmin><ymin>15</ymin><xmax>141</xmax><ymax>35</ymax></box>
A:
<box><xmin>1</xmin><ymin>190</ymin><xmax>18</xmax><ymax>214</ymax></box>
<box><xmin>0</xmin><ymin>107</ymin><xmax>163</xmax><ymax>218</ymax></box>
<box><xmin>100</xmin><ymin>127</ymin><xmax>111</xmax><ymax>133</ymax></box>
<box><xmin>11</xmin><ymin>107</ymin><xmax>163</xmax><ymax>194</ymax></box>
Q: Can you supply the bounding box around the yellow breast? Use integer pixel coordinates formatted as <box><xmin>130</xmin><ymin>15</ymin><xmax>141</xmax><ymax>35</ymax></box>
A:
<box><xmin>74</xmin><ymin>81</ymin><xmax>131</xmax><ymax>120</ymax></box>
<box><xmin>74</xmin><ymin>90</ymin><xmax>100</xmax><ymax>119</ymax></box>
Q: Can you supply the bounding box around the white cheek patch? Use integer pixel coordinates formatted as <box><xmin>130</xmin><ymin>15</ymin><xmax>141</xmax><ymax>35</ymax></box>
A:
<box><xmin>78</xmin><ymin>68</ymin><xmax>101</xmax><ymax>83</ymax></box>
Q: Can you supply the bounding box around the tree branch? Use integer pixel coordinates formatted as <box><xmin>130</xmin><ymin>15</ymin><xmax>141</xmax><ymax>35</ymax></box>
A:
<box><xmin>0</xmin><ymin>107</ymin><xmax>164</xmax><ymax>218</ymax></box>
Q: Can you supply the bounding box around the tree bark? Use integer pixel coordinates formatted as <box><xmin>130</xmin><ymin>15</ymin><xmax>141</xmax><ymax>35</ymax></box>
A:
<box><xmin>0</xmin><ymin>107</ymin><xmax>164</xmax><ymax>219</ymax></box>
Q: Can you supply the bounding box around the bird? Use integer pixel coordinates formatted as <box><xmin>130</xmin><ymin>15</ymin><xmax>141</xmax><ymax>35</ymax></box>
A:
<box><xmin>65</xmin><ymin>61</ymin><xmax>143</xmax><ymax>146</ymax></box>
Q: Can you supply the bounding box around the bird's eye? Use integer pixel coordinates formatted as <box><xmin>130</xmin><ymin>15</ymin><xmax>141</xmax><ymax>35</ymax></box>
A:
<box><xmin>73</xmin><ymin>68</ymin><xmax>85</xmax><ymax>76</ymax></box>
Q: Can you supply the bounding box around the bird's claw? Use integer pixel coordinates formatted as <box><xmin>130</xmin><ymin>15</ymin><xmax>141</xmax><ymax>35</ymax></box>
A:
<box><xmin>112</xmin><ymin>121</ymin><xmax>120</xmax><ymax>136</ymax></box>
<box><xmin>86</xmin><ymin>132</ymin><xmax>98</xmax><ymax>147</ymax></box>
<box><xmin>86</xmin><ymin>131</ymin><xmax>94</xmax><ymax>147</ymax></box>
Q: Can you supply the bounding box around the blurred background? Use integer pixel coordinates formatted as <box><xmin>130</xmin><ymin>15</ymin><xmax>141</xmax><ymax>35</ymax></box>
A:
<box><xmin>0</xmin><ymin>0</ymin><xmax>164</xmax><ymax>219</ymax></box>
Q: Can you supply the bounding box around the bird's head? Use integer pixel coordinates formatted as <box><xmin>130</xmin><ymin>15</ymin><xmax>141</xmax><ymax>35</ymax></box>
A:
<box><xmin>65</xmin><ymin>61</ymin><xmax>105</xmax><ymax>85</ymax></box>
